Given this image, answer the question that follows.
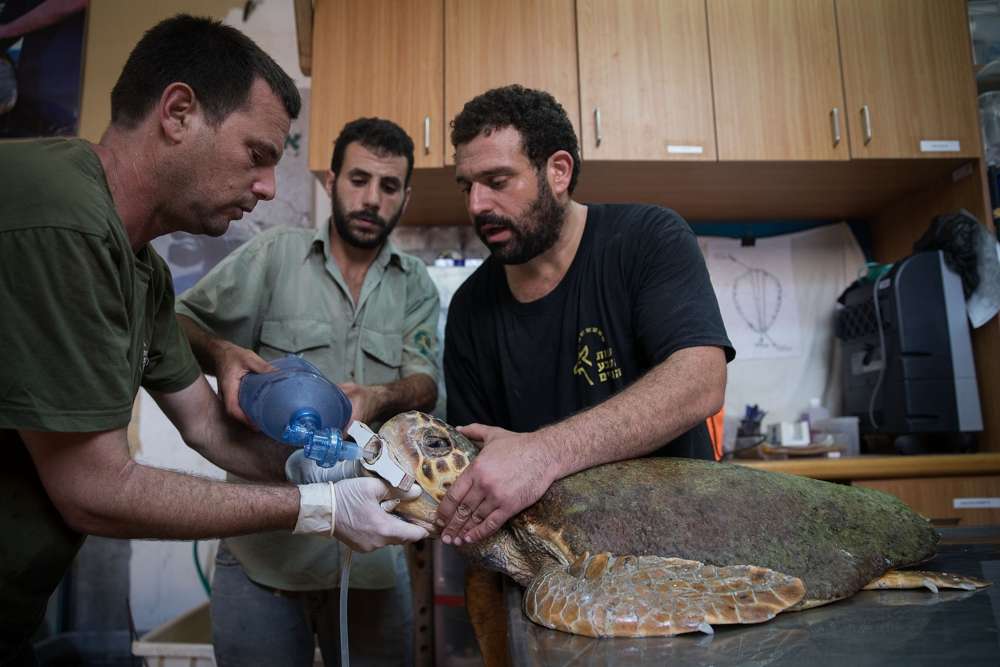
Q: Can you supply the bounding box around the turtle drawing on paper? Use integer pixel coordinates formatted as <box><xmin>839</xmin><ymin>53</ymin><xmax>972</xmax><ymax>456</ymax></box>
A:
<box><xmin>377</xmin><ymin>412</ymin><xmax>989</xmax><ymax>638</ymax></box>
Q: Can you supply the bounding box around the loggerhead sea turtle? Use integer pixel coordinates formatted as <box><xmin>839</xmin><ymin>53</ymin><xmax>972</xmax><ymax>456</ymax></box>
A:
<box><xmin>377</xmin><ymin>411</ymin><xmax>990</xmax><ymax>639</ymax></box>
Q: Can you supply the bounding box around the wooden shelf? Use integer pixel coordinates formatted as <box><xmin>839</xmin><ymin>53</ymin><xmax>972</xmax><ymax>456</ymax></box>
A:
<box><xmin>397</xmin><ymin>158</ymin><xmax>974</xmax><ymax>225</ymax></box>
<box><xmin>735</xmin><ymin>453</ymin><xmax>1000</xmax><ymax>481</ymax></box>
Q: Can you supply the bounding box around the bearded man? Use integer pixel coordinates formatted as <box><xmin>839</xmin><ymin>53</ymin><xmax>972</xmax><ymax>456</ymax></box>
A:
<box><xmin>438</xmin><ymin>85</ymin><xmax>735</xmax><ymax>547</ymax></box>
<box><xmin>177</xmin><ymin>117</ymin><xmax>439</xmax><ymax>666</ymax></box>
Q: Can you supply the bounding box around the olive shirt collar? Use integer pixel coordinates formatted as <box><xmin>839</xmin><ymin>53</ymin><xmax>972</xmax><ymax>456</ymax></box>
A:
<box><xmin>309</xmin><ymin>216</ymin><xmax>408</xmax><ymax>310</ymax></box>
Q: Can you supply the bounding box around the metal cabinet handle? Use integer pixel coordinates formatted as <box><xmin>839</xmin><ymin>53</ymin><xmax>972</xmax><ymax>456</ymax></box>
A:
<box><xmin>423</xmin><ymin>115</ymin><xmax>431</xmax><ymax>155</ymax></box>
<box><xmin>861</xmin><ymin>105</ymin><xmax>872</xmax><ymax>146</ymax></box>
<box><xmin>594</xmin><ymin>107</ymin><xmax>602</xmax><ymax>147</ymax></box>
<box><xmin>830</xmin><ymin>107</ymin><xmax>841</xmax><ymax>147</ymax></box>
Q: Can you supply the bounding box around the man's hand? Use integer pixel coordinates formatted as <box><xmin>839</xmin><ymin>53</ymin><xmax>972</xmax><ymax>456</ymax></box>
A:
<box><xmin>338</xmin><ymin>382</ymin><xmax>384</xmax><ymax>425</ymax></box>
<box><xmin>213</xmin><ymin>342</ymin><xmax>274</xmax><ymax>427</ymax></box>
<box><xmin>435</xmin><ymin>424</ymin><xmax>557</xmax><ymax>546</ymax></box>
<box><xmin>294</xmin><ymin>478</ymin><xmax>428</xmax><ymax>551</ymax></box>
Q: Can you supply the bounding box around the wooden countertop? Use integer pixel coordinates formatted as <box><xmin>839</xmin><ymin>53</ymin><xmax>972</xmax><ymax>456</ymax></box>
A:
<box><xmin>734</xmin><ymin>452</ymin><xmax>1000</xmax><ymax>480</ymax></box>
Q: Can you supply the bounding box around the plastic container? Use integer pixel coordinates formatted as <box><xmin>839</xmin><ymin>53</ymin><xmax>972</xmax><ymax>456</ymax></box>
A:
<box><xmin>811</xmin><ymin>416</ymin><xmax>861</xmax><ymax>457</ymax></box>
<box><xmin>980</xmin><ymin>91</ymin><xmax>1000</xmax><ymax>166</ymax></box>
<box><xmin>805</xmin><ymin>397</ymin><xmax>830</xmax><ymax>424</ymax></box>
<box><xmin>970</xmin><ymin>1</ymin><xmax>1000</xmax><ymax>64</ymax></box>
<box><xmin>132</xmin><ymin>603</ymin><xmax>323</xmax><ymax>666</ymax></box>
<box><xmin>238</xmin><ymin>355</ymin><xmax>358</xmax><ymax>467</ymax></box>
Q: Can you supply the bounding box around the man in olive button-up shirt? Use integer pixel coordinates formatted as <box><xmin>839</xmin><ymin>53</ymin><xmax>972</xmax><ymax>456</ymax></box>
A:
<box><xmin>177</xmin><ymin>118</ymin><xmax>439</xmax><ymax>666</ymax></box>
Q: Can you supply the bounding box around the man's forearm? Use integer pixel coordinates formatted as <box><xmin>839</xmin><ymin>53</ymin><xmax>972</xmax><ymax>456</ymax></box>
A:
<box><xmin>192</xmin><ymin>409</ymin><xmax>292</xmax><ymax>482</ymax></box>
<box><xmin>21</xmin><ymin>428</ymin><xmax>300</xmax><ymax>539</ymax></box>
<box><xmin>151</xmin><ymin>377</ymin><xmax>290</xmax><ymax>483</ymax></box>
<box><xmin>75</xmin><ymin>461</ymin><xmax>299</xmax><ymax>539</ymax></box>
<box><xmin>177</xmin><ymin>314</ymin><xmax>226</xmax><ymax>375</ymax></box>
<box><xmin>367</xmin><ymin>373</ymin><xmax>437</xmax><ymax>423</ymax></box>
<box><xmin>539</xmin><ymin>346</ymin><xmax>726</xmax><ymax>480</ymax></box>
<box><xmin>0</xmin><ymin>0</ymin><xmax>87</xmax><ymax>41</ymax></box>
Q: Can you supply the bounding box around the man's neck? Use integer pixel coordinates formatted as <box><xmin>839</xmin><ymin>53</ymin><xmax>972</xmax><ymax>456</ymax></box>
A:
<box><xmin>328</xmin><ymin>224</ymin><xmax>382</xmax><ymax>304</ymax></box>
<box><xmin>94</xmin><ymin>128</ymin><xmax>164</xmax><ymax>252</ymax></box>
<box><xmin>505</xmin><ymin>200</ymin><xmax>588</xmax><ymax>303</ymax></box>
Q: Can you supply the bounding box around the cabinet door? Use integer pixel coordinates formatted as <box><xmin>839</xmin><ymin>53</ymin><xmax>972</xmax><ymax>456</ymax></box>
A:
<box><xmin>708</xmin><ymin>0</ymin><xmax>849</xmax><ymax>161</ymax></box>
<box><xmin>837</xmin><ymin>0</ymin><xmax>980</xmax><ymax>159</ymax></box>
<box><xmin>444</xmin><ymin>0</ymin><xmax>580</xmax><ymax>165</ymax></box>
<box><xmin>577</xmin><ymin>0</ymin><xmax>715</xmax><ymax>161</ymax></box>
<box><xmin>308</xmin><ymin>0</ymin><xmax>444</xmax><ymax>172</ymax></box>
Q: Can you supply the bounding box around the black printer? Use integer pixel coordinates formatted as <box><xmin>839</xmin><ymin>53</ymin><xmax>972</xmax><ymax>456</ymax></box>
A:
<box><xmin>836</xmin><ymin>250</ymin><xmax>982</xmax><ymax>452</ymax></box>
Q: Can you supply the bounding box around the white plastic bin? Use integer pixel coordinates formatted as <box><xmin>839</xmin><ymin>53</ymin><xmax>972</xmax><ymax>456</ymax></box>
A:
<box><xmin>131</xmin><ymin>603</ymin><xmax>215</xmax><ymax>667</ymax></box>
<box><xmin>132</xmin><ymin>603</ymin><xmax>323</xmax><ymax>667</ymax></box>
<box><xmin>812</xmin><ymin>416</ymin><xmax>861</xmax><ymax>457</ymax></box>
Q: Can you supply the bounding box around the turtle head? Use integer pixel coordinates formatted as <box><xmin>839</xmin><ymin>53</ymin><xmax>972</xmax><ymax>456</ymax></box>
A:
<box><xmin>377</xmin><ymin>411</ymin><xmax>478</xmax><ymax>533</ymax></box>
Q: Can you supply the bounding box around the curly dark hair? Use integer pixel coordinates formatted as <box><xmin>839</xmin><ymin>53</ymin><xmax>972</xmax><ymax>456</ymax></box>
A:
<box><xmin>331</xmin><ymin>117</ymin><xmax>415</xmax><ymax>187</ymax></box>
<box><xmin>450</xmin><ymin>85</ymin><xmax>580</xmax><ymax>194</ymax></box>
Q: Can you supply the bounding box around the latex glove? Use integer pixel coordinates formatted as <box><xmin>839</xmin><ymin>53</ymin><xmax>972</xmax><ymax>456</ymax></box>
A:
<box><xmin>294</xmin><ymin>478</ymin><xmax>428</xmax><ymax>552</ymax></box>
<box><xmin>285</xmin><ymin>449</ymin><xmax>364</xmax><ymax>484</ymax></box>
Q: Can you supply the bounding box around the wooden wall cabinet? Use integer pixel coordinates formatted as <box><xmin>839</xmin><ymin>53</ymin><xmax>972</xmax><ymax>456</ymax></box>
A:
<box><xmin>444</xmin><ymin>0</ymin><xmax>580</xmax><ymax>166</ymax></box>
<box><xmin>576</xmin><ymin>0</ymin><xmax>716</xmax><ymax>161</ymax></box>
<box><xmin>837</xmin><ymin>0</ymin><xmax>980</xmax><ymax>160</ymax></box>
<box><xmin>707</xmin><ymin>0</ymin><xmax>849</xmax><ymax>161</ymax></box>
<box><xmin>854</xmin><ymin>476</ymin><xmax>1000</xmax><ymax>527</ymax></box>
<box><xmin>307</xmin><ymin>0</ymin><xmax>444</xmax><ymax>173</ymax></box>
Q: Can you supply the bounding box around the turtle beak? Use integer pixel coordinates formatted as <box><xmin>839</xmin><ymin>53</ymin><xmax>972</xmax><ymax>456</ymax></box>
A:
<box><xmin>395</xmin><ymin>492</ymin><xmax>441</xmax><ymax>535</ymax></box>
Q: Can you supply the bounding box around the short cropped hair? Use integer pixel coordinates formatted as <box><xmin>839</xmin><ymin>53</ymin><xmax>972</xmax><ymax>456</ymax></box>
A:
<box><xmin>330</xmin><ymin>117</ymin><xmax>415</xmax><ymax>187</ymax></box>
<box><xmin>111</xmin><ymin>14</ymin><xmax>300</xmax><ymax>128</ymax></box>
<box><xmin>450</xmin><ymin>85</ymin><xmax>580</xmax><ymax>194</ymax></box>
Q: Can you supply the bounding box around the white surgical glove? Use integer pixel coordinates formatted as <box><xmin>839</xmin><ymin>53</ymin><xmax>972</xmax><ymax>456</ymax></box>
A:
<box><xmin>293</xmin><ymin>478</ymin><xmax>428</xmax><ymax>551</ymax></box>
<box><xmin>285</xmin><ymin>449</ymin><xmax>364</xmax><ymax>484</ymax></box>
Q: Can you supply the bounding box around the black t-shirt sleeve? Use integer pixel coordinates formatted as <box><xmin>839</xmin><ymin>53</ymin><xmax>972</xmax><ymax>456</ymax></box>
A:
<box><xmin>444</xmin><ymin>280</ymin><xmax>494</xmax><ymax>427</ymax></box>
<box><xmin>630</xmin><ymin>210</ymin><xmax>735</xmax><ymax>365</ymax></box>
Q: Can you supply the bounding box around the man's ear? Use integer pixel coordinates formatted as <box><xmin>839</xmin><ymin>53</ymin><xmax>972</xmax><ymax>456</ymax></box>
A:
<box><xmin>546</xmin><ymin>150</ymin><xmax>574</xmax><ymax>198</ymax></box>
<box><xmin>400</xmin><ymin>186</ymin><xmax>412</xmax><ymax>219</ymax></box>
<box><xmin>324</xmin><ymin>170</ymin><xmax>336</xmax><ymax>197</ymax></box>
<box><xmin>159</xmin><ymin>82</ymin><xmax>198</xmax><ymax>143</ymax></box>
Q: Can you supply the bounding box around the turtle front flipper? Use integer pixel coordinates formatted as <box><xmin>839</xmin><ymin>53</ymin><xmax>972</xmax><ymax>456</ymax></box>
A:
<box><xmin>863</xmin><ymin>569</ymin><xmax>991</xmax><ymax>593</ymax></box>
<box><xmin>523</xmin><ymin>552</ymin><xmax>806</xmax><ymax>638</ymax></box>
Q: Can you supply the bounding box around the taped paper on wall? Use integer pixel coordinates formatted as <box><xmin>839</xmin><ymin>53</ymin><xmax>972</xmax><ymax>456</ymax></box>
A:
<box><xmin>702</xmin><ymin>235</ymin><xmax>802</xmax><ymax>360</ymax></box>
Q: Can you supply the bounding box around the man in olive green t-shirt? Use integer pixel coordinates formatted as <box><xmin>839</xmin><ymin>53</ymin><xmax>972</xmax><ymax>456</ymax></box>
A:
<box><xmin>0</xmin><ymin>17</ymin><xmax>426</xmax><ymax>665</ymax></box>
<box><xmin>177</xmin><ymin>118</ymin><xmax>439</xmax><ymax>666</ymax></box>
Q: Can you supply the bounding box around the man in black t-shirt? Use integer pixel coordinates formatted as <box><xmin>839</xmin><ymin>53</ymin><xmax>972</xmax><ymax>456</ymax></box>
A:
<box><xmin>438</xmin><ymin>85</ymin><xmax>734</xmax><ymax>547</ymax></box>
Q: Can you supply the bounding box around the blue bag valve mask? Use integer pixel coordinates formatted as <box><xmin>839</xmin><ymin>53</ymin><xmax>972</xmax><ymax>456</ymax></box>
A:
<box><xmin>238</xmin><ymin>355</ymin><xmax>359</xmax><ymax>467</ymax></box>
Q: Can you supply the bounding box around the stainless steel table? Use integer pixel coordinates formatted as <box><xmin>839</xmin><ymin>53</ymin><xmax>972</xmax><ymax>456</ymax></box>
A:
<box><xmin>505</xmin><ymin>542</ymin><xmax>1000</xmax><ymax>666</ymax></box>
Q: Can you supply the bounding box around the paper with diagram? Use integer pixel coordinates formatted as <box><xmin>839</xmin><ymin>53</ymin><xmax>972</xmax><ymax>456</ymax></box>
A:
<box><xmin>702</xmin><ymin>236</ymin><xmax>802</xmax><ymax>360</ymax></box>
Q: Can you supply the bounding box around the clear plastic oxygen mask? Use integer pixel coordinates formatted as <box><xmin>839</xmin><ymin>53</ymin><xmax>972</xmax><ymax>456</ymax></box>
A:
<box><xmin>238</xmin><ymin>355</ymin><xmax>359</xmax><ymax>466</ymax></box>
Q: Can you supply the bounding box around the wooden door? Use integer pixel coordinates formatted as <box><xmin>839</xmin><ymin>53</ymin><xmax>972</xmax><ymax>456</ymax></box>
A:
<box><xmin>444</xmin><ymin>0</ymin><xmax>580</xmax><ymax>165</ymax></box>
<box><xmin>837</xmin><ymin>0</ymin><xmax>980</xmax><ymax>159</ymax></box>
<box><xmin>708</xmin><ymin>0</ymin><xmax>849</xmax><ymax>161</ymax></box>
<box><xmin>576</xmin><ymin>0</ymin><xmax>716</xmax><ymax>161</ymax></box>
<box><xmin>308</xmin><ymin>0</ymin><xmax>444</xmax><ymax>172</ymax></box>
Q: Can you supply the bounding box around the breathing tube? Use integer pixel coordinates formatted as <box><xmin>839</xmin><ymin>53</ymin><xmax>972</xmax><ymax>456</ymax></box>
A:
<box><xmin>238</xmin><ymin>354</ymin><xmax>360</xmax><ymax>663</ymax></box>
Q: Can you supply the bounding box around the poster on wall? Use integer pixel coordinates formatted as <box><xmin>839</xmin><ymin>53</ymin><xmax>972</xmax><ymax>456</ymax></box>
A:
<box><xmin>151</xmin><ymin>87</ymin><xmax>313</xmax><ymax>295</ymax></box>
<box><xmin>0</xmin><ymin>0</ymin><xmax>88</xmax><ymax>138</ymax></box>
<box><xmin>701</xmin><ymin>235</ymin><xmax>803</xmax><ymax>360</ymax></box>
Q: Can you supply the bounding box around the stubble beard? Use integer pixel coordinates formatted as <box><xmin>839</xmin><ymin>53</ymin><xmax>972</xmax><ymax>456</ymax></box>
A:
<box><xmin>331</xmin><ymin>194</ymin><xmax>402</xmax><ymax>250</ymax></box>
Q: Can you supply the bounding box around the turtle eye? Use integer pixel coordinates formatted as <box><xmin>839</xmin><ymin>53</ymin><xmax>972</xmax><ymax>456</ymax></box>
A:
<box><xmin>421</xmin><ymin>436</ymin><xmax>452</xmax><ymax>457</ymax></box>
